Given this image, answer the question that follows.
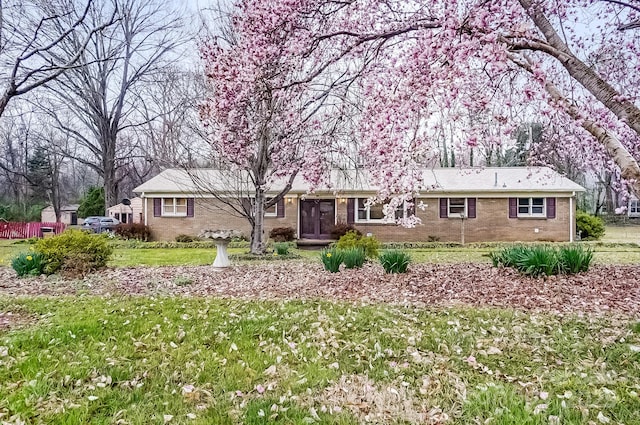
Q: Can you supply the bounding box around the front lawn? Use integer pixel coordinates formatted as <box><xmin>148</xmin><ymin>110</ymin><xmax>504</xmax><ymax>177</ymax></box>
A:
<box><xmin>1</xmin><ymin>297</ymin><xmax>639</xmax><ymax>424</ymax></box>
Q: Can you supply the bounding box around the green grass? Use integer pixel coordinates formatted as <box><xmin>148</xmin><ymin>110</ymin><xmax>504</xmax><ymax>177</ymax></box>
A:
<box><xmin>0</xmin><ymin>297</ymin><xmax>639</xmax><ymax>424</ymax></box>
<box><xmin>0</xmin><ymin>223</ymin><xmax>639</xmax><ymax>268</ymax></box>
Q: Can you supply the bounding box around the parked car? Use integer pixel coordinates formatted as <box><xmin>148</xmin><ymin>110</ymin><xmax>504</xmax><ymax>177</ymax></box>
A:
<box><xmin>82</xmin><ymin>216</ymin><xmax>120</xmax><ymax>233</ymax></box>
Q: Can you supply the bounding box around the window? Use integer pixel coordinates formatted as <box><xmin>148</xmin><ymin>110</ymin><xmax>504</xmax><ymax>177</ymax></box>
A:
<box><xmin>162</xmin><ymin>197</ymin><xmax>188</xmax><ymax>216</ymax></box>
<box><xmin>265</xmin><ymin>198</ymin><xmax>277</xmax><ymax>217</ymax></box>
<box><xmin>440</xmin><ymin>198</ymin><xmax>476</xmax><ymax>219</ymax></box>
<box><xmin>355</xmin><ymin>198</ymin><xmax>405</xmax><ymax>223</ymax></box>
<box><xmin>448</xmin><ymin>198</ymin><xmax>466</xmax><ymax>217</ymax></box>
<box><xmin>630</xmin><ymin>200</ymin><xmax>640</xmax><ymax>215</ymax></box>
<box><xmin>518</xmin><ymin>197</ymin><xmax>545</xmax><ymax>217</ymax></box>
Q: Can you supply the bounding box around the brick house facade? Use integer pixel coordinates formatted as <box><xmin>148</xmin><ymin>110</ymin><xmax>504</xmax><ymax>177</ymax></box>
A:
<box><xmin>134</xmin><ymin>167</ymin><xmax>584</xmax><ymax>243</ymax></box>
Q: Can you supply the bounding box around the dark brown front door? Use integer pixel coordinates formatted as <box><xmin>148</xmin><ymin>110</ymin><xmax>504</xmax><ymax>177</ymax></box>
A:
<box><xmin>300</xmin><ymin>200</ymin><xmax>335</xmax><ymax>239</ymax></box>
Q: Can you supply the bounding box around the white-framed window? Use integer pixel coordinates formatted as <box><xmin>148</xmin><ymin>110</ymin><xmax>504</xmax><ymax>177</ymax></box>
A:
<box><xmin>265</xmin><ymin>198</ymin><xmax>277</xmax><ymax>217</ymax></box>
<box><xmin>355</xmin><ymin>198</ymin><xmax>406</xmax><ymax>223</ymax></box>
<box><xmin>518</xmin><ymin>197</ymin><xmax>545</xmax><ymax>217</ymax></box>
<box><xmin>448</xmin><ymin>198</ymin><xmax>467</xmax><ymax>217</ymax></box>
<box><xmin>162</xmin><ymin>197</ymin><xmax>188</xmax><ymax>216</ymax></box>
<box><xmin>629</xmin><ymin>200</ymin><xmax>640</xmax><ymax>214</ymax></box>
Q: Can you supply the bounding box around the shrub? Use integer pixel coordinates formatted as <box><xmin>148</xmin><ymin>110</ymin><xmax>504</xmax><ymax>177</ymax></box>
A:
<box><xmin>320</xmin><ymin>248</ymin><xmax>343</xmax><ymax>273</ymax></box>
<box><xmin>330</xmin><ymin>222</ymin><xmax>361</xmax><ymax>239</ymax></box>
<box><xmin>342</xmin><ymin>247</ymin><xmax>365</xmax><ymax>269</ymax></box>
<box><xmin>559</xmin><ymin>244</ymin><xmax>593</xmax><ymax>274</ymax></box>
<box><xmin>269</xmin><ymin>227</ymin><xmax>296</xmax><ymax>242</ymax></box>
<box><xmin>274</xmin><ymin>242</ymin><xmax>290</xmax><ymax>256</ymax></box>
<box><xmin>490</xmin><ymin>244</ymin><xmax>593</xmax><ymax>276</ymax></box>
<box><xmin>115</xmin><ymin>223</ymin><xmax>151</xmax><ymax>241</ymax></box>
<box><xmin>335</xmin><ymin>231</ymin><xmax>380</xmax><ymax>259</ymax></box>
<box><xmin>576</xmin><ymin>211</ymin><xmax>605</xmax><ymax>240</ymax></box>
<box><xmin>175</xmin><ymin>234</ymin><xmax>197</xmax><ymax>243</ymax></box>
<box><xmin>379</xmin><ymin>250</ymin><xmax>411</xmax><ymax>274</ymax></box>
<box><xmin>35</xmin><ymin>229</ymin><xmax>113</xmax><ymax>276</ymax></box>
<box><xmin>517</xmin><ymin>245</ymin><xmax>560</xmax><ymax>277</ymax></box>
<box><xmin>11</xmin><ymin>252</ymin><xmax>46</xmax><ymax>277</ymax></box>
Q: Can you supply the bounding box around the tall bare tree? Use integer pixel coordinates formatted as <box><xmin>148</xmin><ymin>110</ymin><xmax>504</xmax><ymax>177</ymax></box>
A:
<box><xmin>44</xmin><ymin>0</ymin><xmax>186</xmax><ymax>210</ymax></box>
<box><xmin>0</xmin><ymin>0</ymin><xmax>115</xmax><ymax>117</ymax></box>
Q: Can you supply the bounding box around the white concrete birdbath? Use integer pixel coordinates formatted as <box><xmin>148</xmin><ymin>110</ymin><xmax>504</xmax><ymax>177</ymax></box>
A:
<box><xmin>200</xmin><ymin>229</ymin><xmax>243</xmax><ymax>268</ymax></box>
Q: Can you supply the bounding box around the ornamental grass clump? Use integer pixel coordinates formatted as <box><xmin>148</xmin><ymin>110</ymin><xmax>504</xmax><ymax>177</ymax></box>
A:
<box><xmin>559</xmin><ymin>244</ymin><xmax>593</xmax><ymax>274</ymax></box>
<box><xmin>274</xmin><ymin>242</ymin><xmax>290</xmax><ymax>256</ymax></box>
<box><xmin>490</xmin><ymin>244</ymin><xmax>593</xmax><ymax>277</ymax></box>
<box><xmin>11</xmin><ymin>252</ymin><xmax>46</xmax><ymax>277</ymax></box>
<box><xmin>379</xmin><ymin>249</ymin><xmax>411</xmax><ymax>274</ymax></box>
<box><xmin>321</xmin><ymin>248</ymin><xmax>343</xmax><ymax>273</ymax></box>
<box><xmin>342</xmin><ymin>247</ymin><xmax>366</xmax><ymax>269</ymax></box>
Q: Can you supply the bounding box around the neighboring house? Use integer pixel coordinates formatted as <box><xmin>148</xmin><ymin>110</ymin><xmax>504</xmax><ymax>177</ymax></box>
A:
<box><xmin>133</xmin><ymin>167</ymin><xmax>585</xmax><ymax>243</ymax></box>
<box><xmin>108</xmin><ymin>197</ymin><xmax>143</xmax><ymax>224</ymax></box>
<box><xmin>41</xmin><ymin>204</ymin><xmax>79</xmax><ymax>225</ymax></box>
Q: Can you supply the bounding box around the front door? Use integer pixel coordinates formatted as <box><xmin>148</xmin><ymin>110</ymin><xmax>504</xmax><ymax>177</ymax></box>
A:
<box><xmin>300</xmin><ymin>200</ymin><xmax>335</xmax><ymax>239</ymax></box>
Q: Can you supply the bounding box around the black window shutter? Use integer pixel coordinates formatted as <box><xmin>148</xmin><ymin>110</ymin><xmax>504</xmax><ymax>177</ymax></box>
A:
<box><xmin>546</xmin><ymin>197</ymin><xmax>556</xmax><ymax>219</ymax></box>
<box><xmin>439</xmin><ymin>198</ymin><xmax>448</xmax><ymax>218</ymax></box>
<box><xmin>347</xmin><ymin>198</ymin><xmax>355</xmax><ymax>224</ymax></box>
<box><xmin>153</xmin><ymin>198</ymin><xmax>161</xmax><ymax>217</ymax></box>
<box><xmin>187</xmin><ymin>198</ymin><xmax>195</xmax><ymax>217</ymax></box>
<box><xmin>277</xmin><ymin>198</ymin><xmax>285</xmax><ymax>218</ymax></box>
<box><xmin>408</xmin><ymin>198</ymin><xmax>416</xmax><ymax>216</ymax></box>
<box><xmin>508</xmin><ymin>198</ymin><xmax>517</xmax><ymax>218</ymax></box>
<box><xmin>467</xmin><ymin>198</ymin><xmax>476</xmax><ymax>219</ymax></box>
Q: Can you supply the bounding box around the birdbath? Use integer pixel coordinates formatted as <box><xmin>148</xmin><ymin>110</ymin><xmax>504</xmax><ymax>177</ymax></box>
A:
<box><xmin>200</xmin><ymin>229</ymin><xmax>243</xmax><ymax>268</ymax></box>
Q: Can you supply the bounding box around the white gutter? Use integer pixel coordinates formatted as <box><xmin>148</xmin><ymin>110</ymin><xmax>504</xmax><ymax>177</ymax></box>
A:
<box><xmin>142</xmin><ymin>192</ymin><xmax>147</xmax><ymax>226</ymax></box>
<box><xmin>569</xmin><ymin>192</ymin><xmax>574</xmax><ymax>242</ymax></box>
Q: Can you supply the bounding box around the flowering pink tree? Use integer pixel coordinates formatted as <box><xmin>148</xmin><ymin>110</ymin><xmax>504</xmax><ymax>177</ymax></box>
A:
<box><xmin>199</xmin><ymin>1</ymin><xmax>351</xmax><ymax>254</ymax></box>
<box><xmin>203</xmin><ymin>0</ymin><xmax>640</xmax><ymax>230</ymax></box>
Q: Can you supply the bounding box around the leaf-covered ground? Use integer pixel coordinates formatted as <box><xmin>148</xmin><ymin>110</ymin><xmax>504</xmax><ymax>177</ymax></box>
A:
<box><xmin>0</xmin><ymin>263</ymin><xmax>638</xmax><ymax>316</ymax></box>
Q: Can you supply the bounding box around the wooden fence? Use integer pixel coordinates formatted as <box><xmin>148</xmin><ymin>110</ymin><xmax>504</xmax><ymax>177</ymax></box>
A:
<box><xmin>0</xmin><ymin>222</ymin><xmax>66</xmax><ymax>239</ymax></box>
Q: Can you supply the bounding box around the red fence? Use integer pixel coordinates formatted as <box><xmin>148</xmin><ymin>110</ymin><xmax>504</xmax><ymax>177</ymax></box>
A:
<box><xmin>0</xmin><ymin>222</ymin><xmax>66</xmax><ymax>239</ymax></box>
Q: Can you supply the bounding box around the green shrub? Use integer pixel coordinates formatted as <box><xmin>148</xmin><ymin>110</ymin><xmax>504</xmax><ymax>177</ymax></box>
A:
<box><xmin>342</xmin><ymin>247</ymin><xmax>366</xmax><ymax>269</ymax></box>
<box><xmin>559</xmin><ymin>244</ymin><xmax>593</xmax><ymax>274</ymax></box>
<box><xmin>115</xmin><ymin>223</ymin><xmax>151</xmax><ymax>241</ymax></box>
<box><xmin>490</xmin><ymin>244</ymin><xmax>593</xmax><ymax>276</ymax></box>
<box><xmin>576</xmin><ymin>211</ymin><xmax>605</xmax><ymax>240</ymax></box>
<box><xmin>269</xmin><ymin>227</ymin><xmax>296</xmax><ymax>242</ymax></box>
<box><xmin>379</xmin><ymin>250</ymin><xmax>411</xmax><ymax>274</ymax></box>
<box><xmin>335</xmin><ymin>231</ymin><xmax>380</xmax><ymax>259</ymax></box>
<box><xmin>11</xmin><ymin>252</ymin><xmax>46</xmax><ymax>277</ymax></box>
<box><xmin>35</xmin><ymin>229</ymin><xmax>113</xmax><ymax>276</ymax></box>
<box><xmin>274</xmin><ymin>242</ymin><xmax>290</xmax><ymax>256</ymax></box>
<box><xmin>330</xmin><ymin>222</ymin><xmax>361</xmax><ymax>239</ymax></box>
<box><xmin>175</xmin><ymin>234</ymin><xmax>197</xmax><ymax>243</ymax></box>
<box><xmin>320</xmin><ymin>248</ymin><xmax>343</xmax><ymax>273</ymax></box>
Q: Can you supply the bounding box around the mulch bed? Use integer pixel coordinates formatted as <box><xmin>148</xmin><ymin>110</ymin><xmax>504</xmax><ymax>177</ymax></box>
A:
<box><xmin>0</xmin><ymin>263</ymin><xmax>638</xmax><ymax>317</ymax></box>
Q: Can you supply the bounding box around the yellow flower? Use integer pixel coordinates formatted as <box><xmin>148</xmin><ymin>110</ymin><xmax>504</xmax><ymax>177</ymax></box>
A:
<box><xmin>326</xmin><ymin>253</ymin><xmax>332</xmax><ymax>258</ymax></box>
<box><xmin>26</xmin><ymin>255</ymin><xmax>33</xmax><ymax>261</ymax></box>
<box><xmin>274</xmin><ymin>253</ymin><xmax>278</xmax><ymax>256</ymax></box>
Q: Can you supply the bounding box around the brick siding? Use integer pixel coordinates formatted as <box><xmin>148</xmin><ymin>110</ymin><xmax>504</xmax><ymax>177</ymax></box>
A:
<box><xmin>145</xmin><ymin>196</ymin><xmax>575</xmax><ymax>242</ymax></box>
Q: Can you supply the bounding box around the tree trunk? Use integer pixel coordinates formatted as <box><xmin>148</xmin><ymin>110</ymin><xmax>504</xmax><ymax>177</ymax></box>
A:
<box><xmin>102</xmin><ymin>133</ymin><xmax>118</xmax><ymax>212</ymax></box>
<box><xmin>250</xmin><ymin>189</ymin><xmax>266</xmax><ymax>255</ymax></box>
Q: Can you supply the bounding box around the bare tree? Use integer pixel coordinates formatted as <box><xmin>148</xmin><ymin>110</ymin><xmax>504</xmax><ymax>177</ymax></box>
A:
<box><xmin>43</xmin><ymin>0</ymin><xmax>187</xmax><ymax>211</ymax></box>
<box><xmin>0</xmin><ymin>0</ymin><xmax>115</xmax><ymax>117</ymax></box>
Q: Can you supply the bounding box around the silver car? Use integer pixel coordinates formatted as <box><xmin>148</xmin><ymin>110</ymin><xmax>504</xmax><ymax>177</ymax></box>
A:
<box><xmin>82</xmin><ymin>216</ymin><xmax>120</xmax><ymax>233</ymax></box>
